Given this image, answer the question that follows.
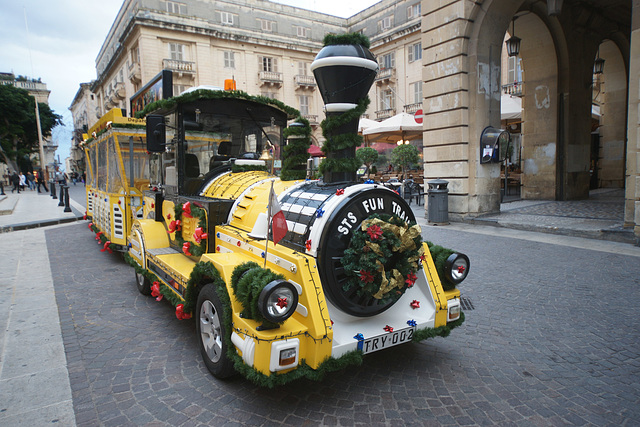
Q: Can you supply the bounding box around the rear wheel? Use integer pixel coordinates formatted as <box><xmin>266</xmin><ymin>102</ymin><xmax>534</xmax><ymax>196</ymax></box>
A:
<box><xmin>196</xmin><ymin>284</ymin><xmax>235</xmax><ymax>378</ymax></box>
<box><xmin>135</xmin><ymin>271</ymin><xmax>151</xmax><ymax>295</ymax></box>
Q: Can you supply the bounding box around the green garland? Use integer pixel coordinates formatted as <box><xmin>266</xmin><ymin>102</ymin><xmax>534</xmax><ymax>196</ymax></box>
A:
<box><xmin>173</xmin><ymin>201</ymin><xmax>208</xmax><ymax>257</ymax></box>
<box><xmin>318</xmin><ymin>97</ymin><xmax>369</xmax><ymax>176</ymax></box>
<box><xmin>425</xmin><ymin>241</ymin><xmax>457</xmax><ymax>291</ymax></box>
<box><xmin>88</xmin><ymin>222</ymin><xmax>118</xmax><ymax>252</ymax></box>
<box><xmin>323</xmin><ymin>33</ymin><xmax>371</xmax><ymax>49</ymax></box>
<box><xmin>341</xmin><ymin>213</ymin><xmax>424</xmax><ymax>305</ymax></box>
<box><xmin>281</xmin><ymin>116</ymin><xmax>312</xmax><ymax>181</ymax></box>
<box><xmin>230</xmin><ymin>262</ymin><xmax>286</xmax><ymax>327</ymax></box>
<box><xmin>231</xmin><ymin>164</ymin><xmax>267</xmax><ymax>173</ymax></box>
<box><xmin>135</xmin><ymin>89</ymin><xmax>300</xmax><ymax>120</ymax></box>
<box><xmin>413</xmin><ymin>311</ymin><xmax>465</xmax><ymax>342</ymax></box>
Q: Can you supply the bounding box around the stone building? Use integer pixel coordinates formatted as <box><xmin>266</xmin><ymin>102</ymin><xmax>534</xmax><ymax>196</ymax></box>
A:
<box><xmin>71</xmin><ymin>0</ymin><xmax>639</xmax><ymax>241</ymax></box>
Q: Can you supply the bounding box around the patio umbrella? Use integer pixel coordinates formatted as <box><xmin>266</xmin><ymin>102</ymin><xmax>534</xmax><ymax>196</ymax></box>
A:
<box><xmin>358</xmin><ymin>117</ymin><xmax>379</xmax><ymax>134</ymax></box>
<box><xmin>363</xmin><ymin>112</ymin><xmax>423</xmax><ymax>144</ymax></box>
<box><xmin>308</xmin><ymin>144</ymin><xmax>325</xmax><ymax>157</ymax></box>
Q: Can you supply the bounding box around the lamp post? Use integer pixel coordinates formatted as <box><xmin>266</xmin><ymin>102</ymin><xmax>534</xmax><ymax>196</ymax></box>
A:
<box><xmin>594</xmin><ymin>47</ymin><xmax>605</xmax><ymax>75</ymax></box>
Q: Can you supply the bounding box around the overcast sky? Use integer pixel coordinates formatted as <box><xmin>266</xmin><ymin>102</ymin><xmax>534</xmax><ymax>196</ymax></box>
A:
<box><xmin>0</xmin><ymin>0</ymin><xmax>381</xmax><ymax>166</ymax></box>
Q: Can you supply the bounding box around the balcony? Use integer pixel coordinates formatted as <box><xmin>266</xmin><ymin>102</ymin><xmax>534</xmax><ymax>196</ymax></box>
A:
<box><xmin>259</xmin><ymin>71</ymin><xmax>283</xmax><ymax>86</ymax></box>
<box><xmin>114</xmin><ymin>82</ymin><xmax>126</xmax><ymax>100</ymax></box>
<box><xmin>502</xmin><ymin>81</ymin><xmax>523</xmax><ymax>96</ymax></box>
<box><xmin>375</xmin><ymin>67</ymin><xmax>396</xmax><ymax>84</ymax></box>
<box><xmin>404</xmin><ymin>103</ymin><xmax>421</xmax><ymax>114</ymax></box>
<box><xmin>162</xmin><ymin>59</ymin><xmax>196</xmax><ymax>78</ymax></box>
<box><xmin>128</xmin><ymin>62</ymin><xmax>141</xmax><ymax>83</ymax></box>
<box><xmin>376</xmin><ymin>109</ymin><xmax>395</xmax><ymax>120</ymax></box>
<box><xmin>302</xmin><ymin>115</ymin><xmax>318</xmax><ymax>125</ymax></box>
<box><xmin>294</xmin><ymin>75</ymin><xmax>316</xmax><ymax>89</ymax></box>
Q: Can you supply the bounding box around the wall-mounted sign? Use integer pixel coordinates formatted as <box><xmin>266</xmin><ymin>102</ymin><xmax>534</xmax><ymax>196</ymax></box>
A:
<box><xmin>130</xmin><ymin>70</ymin><xmax>173</xmax><ymax>116</ymax></box>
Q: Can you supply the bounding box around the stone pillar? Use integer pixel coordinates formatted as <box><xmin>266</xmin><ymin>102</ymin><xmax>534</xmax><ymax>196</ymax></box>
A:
<box><xmin>626</xmin><ymin>1</ymin><xmax>640</xmax><ymax>242</ymax></box>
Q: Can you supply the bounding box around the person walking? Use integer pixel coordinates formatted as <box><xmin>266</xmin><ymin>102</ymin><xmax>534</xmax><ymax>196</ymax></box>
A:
<box><xmin>36</xmin><ymin>169</ymin><xmax>49</xmax><ymax>193</ymax></box>
<box><xmin>19</xmin><ymin>172</ymin><xmax>27</xmax><ymax>191</ymax></box>
<box><xmin>10</xmin><ymin>172</ymin><xmax>20</xmax><ymax>193</ymax></box>
<box><xmin>27</xmin><ymin>171</ymin><xmax>35</xmax><ymax>190</ymax></box>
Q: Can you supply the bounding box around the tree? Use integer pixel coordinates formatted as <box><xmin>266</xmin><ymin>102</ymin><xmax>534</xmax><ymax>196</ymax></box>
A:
<box><xmin>0</xmin><ymin>84</ymin><xmax>62</xmax><ymax>172</ymax></box>
<box><xmin>391</xmin><ymin>144</ymin><xmax>420</xmax><ymax>178</ymax></box>
<box><xmin>356</xmin><ymin>147</ymin><xmax>378</xmax><ymax>176</ymax></box>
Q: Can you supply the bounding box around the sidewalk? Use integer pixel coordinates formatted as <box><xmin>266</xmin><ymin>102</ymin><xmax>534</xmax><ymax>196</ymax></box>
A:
<box><xmin>0</xmin><ymin>186</ymin><xmax>85</xmax><ymax>233</ymax></box>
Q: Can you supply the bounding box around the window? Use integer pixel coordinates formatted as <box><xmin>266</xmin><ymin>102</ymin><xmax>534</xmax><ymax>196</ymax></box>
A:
<box><xmin>295</xmin><ymin>26</ymin><xmax>310</xmax><ymax>38</ymax></box>
<box><xmin>131</xmin><ymin>46</ymin><xmax>140</xmax><ymax>64</ymax></box>
<box><xmin>261</xmin><ymin>91</ymin><xmax>278</xmax><ymax>99</ymax></box>
<box><xmin>408</xmin><ymin>42</ymin><xmax>422</xmax><ymax>63</ymax></box>
<box><xmin>259</xmin><ymin>19</ymin><xmax>275</xmax><ymax>32</ymax></box>
<box><xmin>380</xmin><ymin>52</ymin><xmax>395</xmax><ymax>70</ymax></box>
<box><xmin>298</xmin><ymin>61</ymin><xmax>308</xmax><ymax>76</ymax></box>
<box><xmin>166</xmin><ymin>1</ymin><xmax>186</xmax><ymax>14</ymax></box>
<box><xmin>224</xmin><ymin>51</ymin><xmax>235</xmax><ymax>69</ymax></box>
<box><xmin>220</xmin><ymin>11</ymin><xmax>235</xmax><ymax>25</ymax></box>
<box><xmin>507</xmin><ymin>56</ymin><xmax>523</xmax><ymax>83</ymax></box>
<box><xmin>259</xmin><ymin>56</ymin><xmax>278</xmax><ymax>73</ymax></box>
<box><xmin>173</xmin><ymin>84</ymin><xmax>191</xmax><ymax>95</ymax></box>
<box><xmin>169</xmin><ymin>43</ymin><xmax>185</xmax><ymax>61</ymax></box>
<box><xmin>407</xmin><ymin>3</ymin><xmax>421</xmax><ymax>19</ymax></box>
<box><xmin>410</xmin><ymin>81</ymin><xmax>422</xmax><ymax>104</ymax></box>
<box><xmin>380</xmin><ymin>89</ymin><xmax>395</xmax><ymax>110</ymax></box>
<box><xmin>378</xmin><ymin>16</ymin><xmax>393</xmax><ymax>32</ymax></box>
<box><xmin>298</xmin><ymin>95</ymin><xmax>310</xmax><ymax>116</ymax></box>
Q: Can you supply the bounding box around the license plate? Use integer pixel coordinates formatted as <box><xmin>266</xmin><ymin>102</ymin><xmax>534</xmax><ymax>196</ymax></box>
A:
<box><xmin>359</xmin><ymin>327</ymin><xmax>415</xmax><ymax>354</ymax></box>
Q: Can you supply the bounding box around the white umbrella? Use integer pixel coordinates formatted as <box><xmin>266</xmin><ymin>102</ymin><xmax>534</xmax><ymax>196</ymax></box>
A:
<box><xmin>501</xmin><ymin>94</ymin><xmax>522</xmax><ymax>120</ymax></box>
<box><xmin>358</xmin><ymin>117</ymin><xmax>379</xmax><ymax>134</ymax></box>
<box><xmin>363</xmin><ymin>112</ymin><xmax>423</xmax><ymax>143</ymax></box>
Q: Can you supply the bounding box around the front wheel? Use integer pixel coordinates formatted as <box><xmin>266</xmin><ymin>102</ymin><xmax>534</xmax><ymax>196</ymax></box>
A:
<box><xmin>135</xmin><ymin>271</ymin><xmax>151</xmax><ymax>295</ymax></box>
<box><xmin>196</xmin><ymin>284</ymin><xmax>235</xmax><ymax>378</ymax></box>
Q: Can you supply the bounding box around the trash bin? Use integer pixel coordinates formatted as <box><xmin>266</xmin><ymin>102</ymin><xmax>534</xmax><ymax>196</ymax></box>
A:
<box><xmin>427</xmin><ymin>179</ymin><xmax>449</xmax><ymax>224</ymax></box>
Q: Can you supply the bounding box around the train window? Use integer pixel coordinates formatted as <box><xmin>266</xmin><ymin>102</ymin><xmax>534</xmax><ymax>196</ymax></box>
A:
<box><xmin>97</xmin><ymin>139</ymin><xmax>108</xmax><ymax>191</ymax></box>
<box><xmin>108</xmin><ymin>137</ymin><xmax>125</xmax><ymax>194</ymax></box>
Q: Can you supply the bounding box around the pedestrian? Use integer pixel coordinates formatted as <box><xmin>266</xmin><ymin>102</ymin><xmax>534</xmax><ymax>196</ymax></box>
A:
<box><xmin>36</xmin><ymin>169</ymin><xmax>49</xmax><ymax>193</ymax></box>
<box><xmin>10</xmin><ymin>172</ymin><xmax>20</xmax><ymax>193</ymax></box>
<box><xmin>27</xmin><ymin>171</ymin><xmax>35</xmax><ymax>190</ymax></box>
<box><xmin>19</xmin><ymin>172</ymin><xmax>27</xmax><ymax>191</ymax></box>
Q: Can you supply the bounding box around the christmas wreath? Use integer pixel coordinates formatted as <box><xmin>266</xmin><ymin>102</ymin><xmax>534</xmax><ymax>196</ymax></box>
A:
<box><xmin>341</xmin><ymin>214</ymin><xmax>424</xmax><ymax>305</ymax></box>
<box><xmin>173</xmin><ymin>201</ymin><xmax>208</xmax><ymax>257</ymax></box>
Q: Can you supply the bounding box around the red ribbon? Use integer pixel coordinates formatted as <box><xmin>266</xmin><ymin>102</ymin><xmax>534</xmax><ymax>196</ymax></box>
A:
<box><xmin>175</xmin><ymin>304</ymin><xmax>192</xmax><ymax>320</ymax></box>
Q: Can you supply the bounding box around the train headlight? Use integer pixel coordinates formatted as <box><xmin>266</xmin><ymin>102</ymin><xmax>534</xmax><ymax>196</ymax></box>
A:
<box><xmin>444</xmin><ymin>253</ymin><xmax>470</xmax><ymax>284</ymax></box>
<box><xmin>258</xmin><ymin>280</ymin><xmax>298</xmax><ymax>323</ymax></box>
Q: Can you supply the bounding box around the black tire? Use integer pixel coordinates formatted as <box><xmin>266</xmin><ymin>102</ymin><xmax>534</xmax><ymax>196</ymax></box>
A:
<box><xmin>135</xmin><ymin>271</ymin><xmax>152</xmax><ymax>295</ymax></box>
<box><xmin>196</xmin><ymin>284</ymin><xmax>235</xmax><ymax>378</ymax></box>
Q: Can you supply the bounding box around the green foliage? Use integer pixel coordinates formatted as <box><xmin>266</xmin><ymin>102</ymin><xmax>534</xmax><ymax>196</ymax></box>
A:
<box><xmin>390</xmin><ymin>144</ymin><xmax>420</xmax><ymax>172</ymax></box>
<box><xmin>0</xmin><ymin>84</ymin><xmax>62</xmax><ymax>168</ymax></box>
<box><xmin>318</xmin><ymin>98</ymin><xmax>369</xmax><ymax>176</ymax></box>
<box><xmin>341</xmin><ymin>214</ymin><xmax>423</xmax><ymax>305</ymax></box>
<box><xmin>281</xmin><ymin>116</ymin><xmax>312</xmax><ymax>181</ymax></box>
<box><xmin>232</xmin><ymin>163</ymin><xmax>267</xmax><ymax>173</ymax></box>
<box><xmin>425</xmin><ymin>241</ymin><xmax>457</xmax><ymax>291</ymax></box>
<box><xmin>356</xmin><ymin>147</ymin><xmax>378</xmax><ymax>169</ymax></box>
<box><xmin>173</xmin><ymin>201</ymin><xmax>208</xmax><ymax>257</ymax></box>
<box><xmin>231</xmin><ymin>264</ymin><xmax>285</xmax><ymax>326</ymax></box>
<box><xmin>412</xmin><ymin>311</ymin><xmax>465</xmax><ymax>341</ymax></box>
<box><xmin>323</xmin><ymin>33</ymin><xmax>371</xmax><ymax>49</ymax></box>
<box><xmin>135</xmin><ymin>89</ymin><xmax>300</xmax><ymax>120</ymax></box>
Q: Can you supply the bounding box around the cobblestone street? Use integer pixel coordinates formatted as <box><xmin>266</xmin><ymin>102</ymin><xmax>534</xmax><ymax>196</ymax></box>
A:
<box><xmin>45</xmin><ymin>221</ymin><xmax>640</xmax><ymax>426</ymax></box>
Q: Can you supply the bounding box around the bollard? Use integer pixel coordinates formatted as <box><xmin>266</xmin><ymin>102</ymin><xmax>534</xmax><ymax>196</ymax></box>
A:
<box><xmin>0</xmin><ymin>181</ymin><xmax>5</xmax><ymax>196</ymax></box>
<box><xmin>63</xmin><ymin>186</ymin><xmax>72</xmax><ymax>212</ymax></box>
<box><xmin>51</xmin><ymin>180</ymin><xmax>57</xmax><ymax>199</ymax></box>
<box><xmin>58</xmin><ymin>183</ymin><xmax>65</xmax><ymax>206</ymax></box>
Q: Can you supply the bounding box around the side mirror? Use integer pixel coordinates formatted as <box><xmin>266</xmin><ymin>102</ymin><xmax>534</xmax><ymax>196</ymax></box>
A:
<box><xmin>480</xmin><ymin>126</ymin><xmax>510</xmax><ymax>164</ymax></box>
<box><xmin>146</xmin><ymin>115</ymin><xmax>166</xmax><ymax>153</ymax></box>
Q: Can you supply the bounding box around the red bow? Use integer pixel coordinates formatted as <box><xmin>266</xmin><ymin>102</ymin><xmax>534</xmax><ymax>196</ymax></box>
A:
<box><xmin>175</xmin><ymin>304</ymin><xmax>192</xmax><ymax>320</ymax></box>
<box><xmin>336</xmin><ymin>188</ymin><xmax>344</xmax><ymax>196</ymax></box>
<box><xmin>305</xmin><ymin>239</ymin><xmax>312</xmax><ymax>250</ymax></box>
<box><xmin>193</xmin><ymin>227</ymin><xmax>208</xmax><ymax>244</ymax></box>
<box><xmin>95</xmin><ymin>231</ymin><xmax>104</xmax><ymax>241</ymax></box>
<box><xmin>182</xmin><ymin>241</ymin><xmax>192</xmax><ymax>256</ymax></box>
<box><xmin>167</xmin><ymin>220</ymin><xmax>182</xmax><ymax>234</ymax></box>
<box><xmin>359</xmin><ymin>270</ymin><xmax>374</xmax><ymax>283</ymax></box>
<box><xmin>410</xmin><ymin>300</ymin><xmax>420</xmax><ymax>309</ymax></box>
<box><xmin>182</xmin><ymin>201</ymin><xmax>192</xmax><ymax>218</ymax></box>
<box><xmin>151</xmin><ymin>281</ymin><xmax>163</xmax><ymax>301</ymax></box>
<box><xmin>100</xmin><ymin>241</ymin><xmax>112</xmax><ymax>253</ymax></box>
<box><xmin>405</xmin><ymin>272</ymin><xmax>417</xmax><ymax>287</ymax></box>
<box><xmin>384</xmin><ymin>325</ymin><xmax>394</xmax><ymax>333</ymax></box>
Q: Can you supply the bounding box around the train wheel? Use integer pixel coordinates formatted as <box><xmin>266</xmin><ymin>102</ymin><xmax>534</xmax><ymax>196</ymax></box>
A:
<box><xmin>135</xmin><ymin>271</ymin><xmax>152</xmax><ymax>295</ymax></box>
<box><xmin>196</xmin><ymin>284</ymin><xmax>235</xmax><ymax>378</ymax></box>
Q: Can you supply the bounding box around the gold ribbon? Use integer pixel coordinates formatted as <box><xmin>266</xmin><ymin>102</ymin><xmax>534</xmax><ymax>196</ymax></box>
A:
<box><xmin>361</xmin><ymin>218</ymin><xmax>422</xmax><ymax>253</ymax></box>
<box><xmin>373</xmin><ymin>262</ymin><xmax>405</xmax><ymax>299</ymax></box>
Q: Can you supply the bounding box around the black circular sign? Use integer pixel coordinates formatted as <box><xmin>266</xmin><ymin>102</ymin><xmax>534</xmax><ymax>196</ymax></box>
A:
<box><xmin>316</xmin><ymin>187</ymin><xmax>416</xmax><ymax>317</ymax></box>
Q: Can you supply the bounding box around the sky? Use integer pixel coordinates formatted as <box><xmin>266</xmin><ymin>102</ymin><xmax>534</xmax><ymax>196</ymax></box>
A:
<box><xmin>0</xmin><ymin>0</ymin><xmax>381</xmax><ymax>167</ymax></box>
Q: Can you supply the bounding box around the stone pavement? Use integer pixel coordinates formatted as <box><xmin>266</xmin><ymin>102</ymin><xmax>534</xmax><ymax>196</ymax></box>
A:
<box><xmin>0</xmin><ymin>184</ymin><xmax>639</xmax><ymax>426</ymax></box>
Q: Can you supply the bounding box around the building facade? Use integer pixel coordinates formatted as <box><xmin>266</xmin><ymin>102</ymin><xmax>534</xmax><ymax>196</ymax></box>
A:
<box><xmin>72</xmin><ymin>0</ymin><xmax>639</xmax><ymax>241</ymax></box>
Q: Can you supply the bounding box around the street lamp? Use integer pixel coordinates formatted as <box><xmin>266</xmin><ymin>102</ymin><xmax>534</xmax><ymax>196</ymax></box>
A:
<box><xmin>593</xmin><ymin>48</ymin><xmax>605</xmax><ymax>75</ymax></box>
<box><xmin>506</xmin><ymin>17</ymin><xmax>521</xmax><ymax>57</ymax></box>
